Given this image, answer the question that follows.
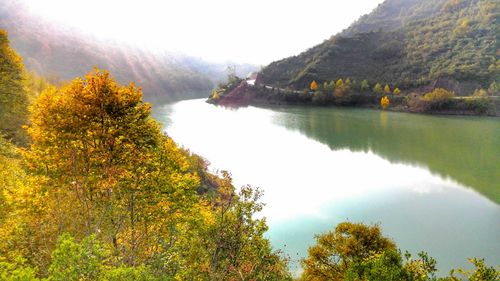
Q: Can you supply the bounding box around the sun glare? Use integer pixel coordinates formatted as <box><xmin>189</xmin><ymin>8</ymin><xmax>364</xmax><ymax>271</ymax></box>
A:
<box><xmin>23</xmin><ymin>0</ymin><xmax>383</xmax><ymax>64</ymax></box>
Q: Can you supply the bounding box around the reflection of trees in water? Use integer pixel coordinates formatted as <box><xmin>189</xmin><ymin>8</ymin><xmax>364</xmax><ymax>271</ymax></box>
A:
<box><xmin>273</xmin><ymin>106</ymin><xmax>500</xmax><ymax>203</ymax></box>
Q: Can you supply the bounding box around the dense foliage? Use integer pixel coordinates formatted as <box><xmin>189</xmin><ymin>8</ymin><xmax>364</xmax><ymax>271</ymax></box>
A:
<box><xmin>258</xmin><ymin>0</ymin><xmax>499</xmax><ymax>95</ymax></box>
<box><xmin>0</xmin><ymin>65</ymin><xmax>291</xmax><ymax>279</ymax></box>
<box><xmin>0</xmin><ymin>29</ymin><xmax>29</xmax><ymax>144</ymax></box>
<box><xmin>301</xmin><ymin>222</ymin><xmax>499</xmax><ymax>281</ymax></box>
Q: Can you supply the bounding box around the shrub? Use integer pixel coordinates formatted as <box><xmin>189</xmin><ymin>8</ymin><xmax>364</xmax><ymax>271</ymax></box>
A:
<box><xmin>421</xmin><ymin>88</ymin><xmax>455</xmax><ymax>110</ymax></box>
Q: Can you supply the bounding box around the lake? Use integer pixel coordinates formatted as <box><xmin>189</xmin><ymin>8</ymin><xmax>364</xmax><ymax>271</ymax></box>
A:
<box><xmin>153</xmin><ymin>98</ymin><xmax>500</xmax><ymax>275</ymax></box>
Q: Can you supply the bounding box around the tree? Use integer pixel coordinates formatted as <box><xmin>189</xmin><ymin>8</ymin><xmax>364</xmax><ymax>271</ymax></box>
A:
<box><xmin>448</xmin><ymin>258</ymin><xmax>499</xmax><ymax>281</ymax></box>
<box><xmin>328</xmin><ymin>80</ymin><xmax>336</xmax><ymax>90</ymax></box>
<box><xmin>336</xmin><ymin>79</ymin><xmax>344</xmax><ymax>90</ymax></box>
<box><xmin>310</xmin><ymin>80</ymin><xmax>318</xmax><ymax>91</ymax></box>
<box><xmin>25</xmin><ymin>68</ymin><xmax>200</xmax><ymax>269</ymax></box>
<box><xmin>361</xmin><ymin>80</ymin><xmax>370</xmax><ymax>92</ymax></box>
<box><xmin>393</xmin><ymin>87</ymin><xmax>401</xmax><ymax>95</ymax></box>
<box><xmin>384</xmin><ymin>84</ymin><xmax>391</xmax><ymax>95</ymax></box>
<box><xmin>0</xmin><ymin>29</ymin><xmax>30</xmax><ymax>144</ymax></box>
<box><xmin>381</xmin><ymin>96</ymin><xmax>390</xmax><ymax>109</ymax></box>
<box><xmin>488</xmin><ymin>81</ymin><xmax>499</xmax><ymax>95</ymax></box>
<box><xmin>345</xmin><ymin>250</ymin><xmax>409</xmax><ymax>281</ymax></box>
<box><xmin>345</xmin><ymin>78</ymin><xmax>351</xmax><ymax>88</ymax></box>
<box><xmin>373</xmin><ymin>83</ymin><xmax>383</xmax><ymax>95</ymax></box>
<box><xmin>472</xmin><ymin>88</ymin><xmax>488</xmax><ymax>97</ymax></box>
<box><xmin>301</xmin><ymin>222</ymin><xmax>395</xmax><ymax>281</ymax></box>
<box><xmin>421</xmin><ymin>88</ymin><xmax>455</xmax><ymax>110</ymax></box>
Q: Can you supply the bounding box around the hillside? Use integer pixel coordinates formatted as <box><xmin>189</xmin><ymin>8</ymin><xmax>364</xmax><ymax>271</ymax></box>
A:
<box><xmin>0</xmin><ymin>0</ymin><xmax>256</xmax><ymax>103</ymax></box>
<box><xmin>257</xmin><ymin>0</ymin><xmax>499</xmax><ymax>96</ymax></box>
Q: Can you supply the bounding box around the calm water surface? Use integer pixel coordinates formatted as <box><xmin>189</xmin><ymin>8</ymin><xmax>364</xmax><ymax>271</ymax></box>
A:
<box><xmin>153</xmin><ymin>99</ymin><xmax>500</xmax><ymax>275</ymax></box>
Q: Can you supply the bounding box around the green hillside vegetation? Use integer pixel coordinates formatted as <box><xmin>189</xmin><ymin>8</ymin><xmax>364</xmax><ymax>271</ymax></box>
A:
<box><xmin>258</xmin><ymin>0</ymin><xmax>499</xmax><ymax>96</ymax></box>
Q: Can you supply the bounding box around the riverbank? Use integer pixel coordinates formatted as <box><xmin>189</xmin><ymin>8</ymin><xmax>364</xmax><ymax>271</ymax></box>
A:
<box><xmin>207</xmin><ymin>81</ymin><xmax>500</xmax><ymax>117</ymax></box>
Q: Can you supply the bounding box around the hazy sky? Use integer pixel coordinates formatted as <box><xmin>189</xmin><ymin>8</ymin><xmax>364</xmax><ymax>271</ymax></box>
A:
<box><xmin>24</xmin><ymin>0</ymin><xmax>384</xmax><ymax>65</ymax></box>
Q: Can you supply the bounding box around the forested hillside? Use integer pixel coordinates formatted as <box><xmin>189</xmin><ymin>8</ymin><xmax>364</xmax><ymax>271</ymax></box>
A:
<box><xmin>257</xmin><ymin>0</ymin><xmax>499</xmax><ymax>95</ymax></box>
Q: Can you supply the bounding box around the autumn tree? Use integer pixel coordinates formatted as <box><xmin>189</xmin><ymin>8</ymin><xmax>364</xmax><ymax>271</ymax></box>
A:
<box><xmin>384</xmin><ymin>84</ymin><xmax>391</xmax><ymax>95</ymax></box>
<box><xmin>381</xmin><ymin>96</ymin><xmax>390</xmax><ymax>109</ymax></box>
<box><xmin>24</xmin><ymin>68</ymin><xmax>200</xmax><ymax>270</ymax></box>
<box><xmin>345</xmin><ymin>78</ymin><xmax>352</xmax><ymax>89</ymax></box>
<box><xmin>211</xmin><ymin>90</ymin><xmax>220</xmax><ymax>100</ymax></box>
<box><xmin>421</xmin><ymin>88</ymin><xmax>455</xmax><ymax>110</ymax></box>
<box><xmin>301</xmin><ymin>222</ymin><xmax>395</xmax><ymax>281</ymax></box>
<box><xmin>310</xmin><ymin>80</ymin><xmax>318</xmax><ymax>91</ymax></box>
<box><xmin>373</xmin><ymin>83</ymin><xmax>383</xmax><ymax>95</ymax></box>
<box><xmin>336</xmin><ymin>79</ymin><xmax>344</xmax><ymax>90</ymax></box>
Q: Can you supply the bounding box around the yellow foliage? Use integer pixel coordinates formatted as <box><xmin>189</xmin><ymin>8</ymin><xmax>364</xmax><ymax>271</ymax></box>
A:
<box><xmin>24</xmin><ymin>68</ymin><xmax>200</xmax><ymax>267</ymax></box>
<box><xmin>381</xmin><ymin>96</ymin><xmax>390</xmax><ymax>109</ymax></box>
<box><xmin>212</xmin><ymin>90</ymin><xmax>220</xmax><ymax>100</ymax></box>
<box><xmin>393</xmin><ymin>88</ymin><xmax>401</xmax><ymax>95</ymax></box>
<box><xmin>373</xmin><ymin>83</ymin><xmax>383</xmax><ymax>95</ymax></box>
<box><xmin>422</xmin><ymin>88</ymin><xmax>455</xmax><ymax>102</ymax></box>
<box><xmin>310</xmin><ymin>80</ymin><xmax>318</xmax><ymax>91</ymax></box>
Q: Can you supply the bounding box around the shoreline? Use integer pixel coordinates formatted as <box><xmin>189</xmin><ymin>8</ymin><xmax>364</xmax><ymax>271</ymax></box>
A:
<box><xmin>208</xmin><ymin>82</ymin><xmax>500</xmax><ymax>117</ymax></box>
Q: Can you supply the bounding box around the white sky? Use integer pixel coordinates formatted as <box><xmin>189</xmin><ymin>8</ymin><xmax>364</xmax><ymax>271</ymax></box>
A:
<box><xmin>23</xmin><ymin>0</ymin><xmax>384</xmax><ymax>65</ymax></box>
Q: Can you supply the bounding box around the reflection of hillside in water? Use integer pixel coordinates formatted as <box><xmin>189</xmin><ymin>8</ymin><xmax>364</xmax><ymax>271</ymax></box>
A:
<box><xmin>271</xmin><ymin>106</ymin><xmax>500</xmax><ymax>203</ymax></box>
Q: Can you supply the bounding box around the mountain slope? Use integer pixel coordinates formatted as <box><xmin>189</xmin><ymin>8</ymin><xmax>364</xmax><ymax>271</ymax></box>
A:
<box><xmin>0</xmin><ymin>0</ymin><xmax>257</xmax><ymax>103</ymax></box>
<box><xmin>258</xmin><ymin>0</ymin><xmax>499</xmax><ymax>95</ymax></box>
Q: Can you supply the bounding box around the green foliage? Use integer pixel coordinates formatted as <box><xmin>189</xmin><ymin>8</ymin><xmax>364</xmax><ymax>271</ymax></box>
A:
<box><xmin>312</xmin><ymin>90</ymin><xmax>328</xmax><ymax>105</ymax></box>
<box><xmin>0</xmin><ymin>257</ymin><xmax>39</xmax><ymax>281</ymax></box>
<box><xmin>361</xmin><ymin>80</ymin><xmax>370</xmax><ymax>91</ymax></box>
<box><xmin>345</xmin><ymin>250</ymin><xmax>440</xmax><ymax>281</ymax></box>
<box><xmin>48</xmin><ymin>234</ymin><xmax>106</xmax><ymax>281</ymax></box>
<box><xmin>301</xmin><ymin>222</ymin><xmax>396</xmax><ymax>280</ymax></box>
<box><xmin>0</xmin><ymin>29</ymin><xmax>29</xmax><ymax>144</ymax></box>
<box><xmin>302</xmin><ymin>222</ymin><xmax>499</xmax><ymax>281</ymax></box>
<box><xmin>101</xmin><ymin>265</ymin><xmax>157</xmax><ymax>281</ymax></box>
<box><xmin>488</xmin><ymin>81</ymin><xmax>499</xmax><ymax>95</ymax></box>
<box><xmin>448</xmin><ymin>258</ymin><xmax>499</xmax><ymax>281</ymax></box>
<box><xmin>374</xmin><ymin>83</ymin><xmax>383</xmax><ymax>95</ymax></box>
<box><xmin>345</xmin><ymin>250</ymin><xmax>410</xmax><ymax>281</ymax></box>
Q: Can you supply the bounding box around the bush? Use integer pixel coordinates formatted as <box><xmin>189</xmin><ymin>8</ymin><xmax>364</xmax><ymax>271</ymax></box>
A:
<box><xmin>421</xmin><ymin>88</ymin><xmax>455</xmax><ymax>110</ymax></box>
<box><xmin>463</xmin><ymin>97</ymin><xmax>494</xmax><ymax>114</ymax></box>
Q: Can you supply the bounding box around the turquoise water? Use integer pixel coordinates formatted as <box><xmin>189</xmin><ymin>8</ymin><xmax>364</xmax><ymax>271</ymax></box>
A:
<box><xmin>153</xmin><ymin>99</ymin><xmax>500</xmax><ymax>275</ymax></box>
